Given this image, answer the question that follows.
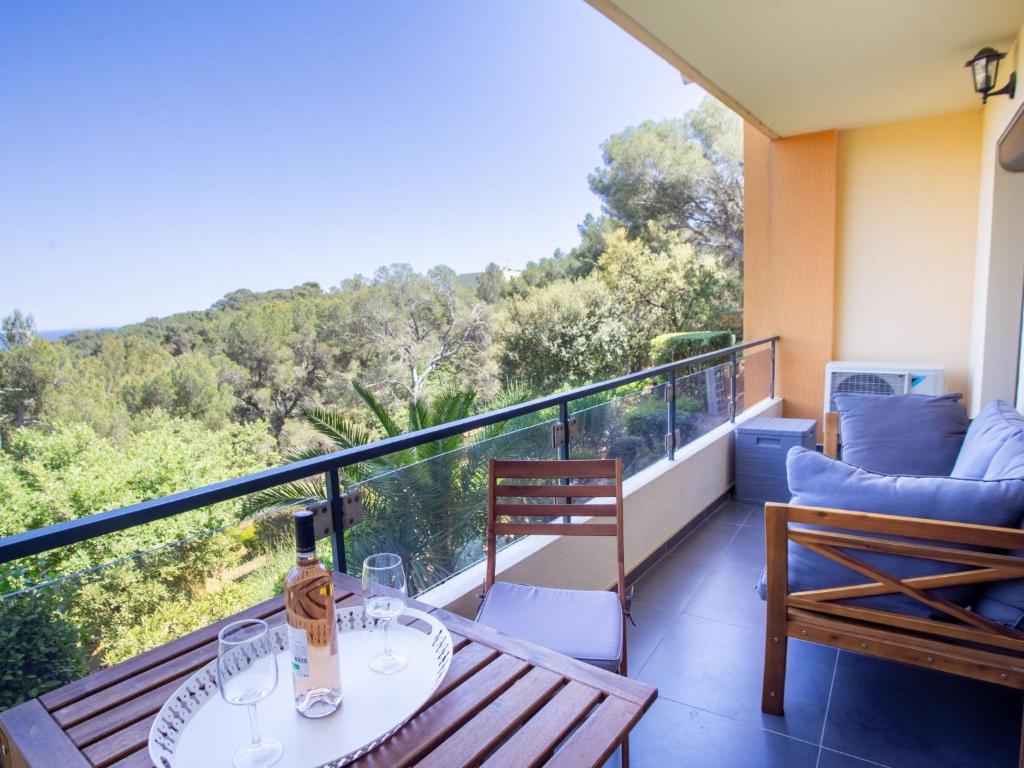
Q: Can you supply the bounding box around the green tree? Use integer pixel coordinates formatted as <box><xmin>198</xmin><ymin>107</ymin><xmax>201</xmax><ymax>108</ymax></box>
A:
<box><xmin>498</xmin><ymin>277</ymin><xmax>629</xmax><ymax>391</ymax></box>
<box><xmin>342</xmin><ymin>265</ymin><xmax>495</xmax><ymax>405</ymax></box>
<box><xmin>1</xmin><ymin>309</ymin><xmax>36</xmax><ymax>351</ymax></box>
<box><xmin>0</xmin><ymin>338</ymin><xmax>63</xmax><ymax>434</ymax></box>
<box><xmin>597</xmin><ymin>224</ymin><xmax>741</xmax><ymax>368</ymax></box>
<box><xmin>588</xmin><ymin>98</ymin><xmax>743</xmax><ymax>266</ymax></box>
<box><xmin>476</xmin><ymin>263</ymin><xmax>506</xmax><ymax>304</ymax></box>
<box><xmin>221</xmin><ymin>299</ymin><xmax>332</xmax><ymax>442</ymax></box>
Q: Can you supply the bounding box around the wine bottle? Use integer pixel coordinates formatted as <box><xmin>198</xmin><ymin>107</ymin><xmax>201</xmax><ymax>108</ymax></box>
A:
<box><xmin>285</xmin><ymin>510</ymin><xmax>342</xmax><ymax>717</ymax></box>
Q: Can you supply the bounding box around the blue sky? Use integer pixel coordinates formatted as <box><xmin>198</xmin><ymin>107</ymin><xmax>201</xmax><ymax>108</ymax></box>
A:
<box><xmin>0</xmin><ymin>1</ymin><xmax>705</xmax><ymax>330</ymax></box>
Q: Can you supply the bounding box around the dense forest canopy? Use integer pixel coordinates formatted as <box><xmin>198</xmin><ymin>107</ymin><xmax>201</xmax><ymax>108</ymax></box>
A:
<box><xmin>0</xmin><ymin>97</ymin><xmax>743</xmax><ymax>706</ymax></box>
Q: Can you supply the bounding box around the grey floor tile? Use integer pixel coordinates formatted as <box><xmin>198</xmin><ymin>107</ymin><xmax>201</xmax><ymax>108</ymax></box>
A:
<box><xmin>631</xmin><ymin>555</ymin><xmax>712</xmax><ymax>612</ymax></box>
<box><xmin>606</xmin><ymin>697</ymin><xmax>819</xmax><ymax>768</ymax></box>
<box><xmin>626</xmin><ymin>602</ymin><xmax>677</xmax><ymax>672</ymax></box>
<box><xmin>683</xmin><ymin>559</ymin><xmax>766</xmax><ymax>630</ymax></box>
<box><xmin>721</xmin><ymin>523</ymin><xmax>767</xmax><ymax>567</ymax></box>
<box><xmin>669</xmin><ymin>518</ymin><xmax>742</xmax><ymax>565</ymax></box>
<box><xmin>637</xmin><ymin>613</ymin><xmax>836</xmax><ymax>744</ymax></box>
<box><xmin>712</xmin><ymin>501</ymin><xmax>754</xmax><ymax>525</ymax></box>
<box><xmin>822</xmin><ymin>652</ymin><xmax>1021</xmax><ymax>768</ymax></box>
<box><xmin>745</xmin><ymin>504</ymin><xmax>766</xmax><ymax>528</ymax></box>
<box><xmin>817</xmin><ymin>750</ymin><xmax>891</xmax><ymax>768</ymax></box>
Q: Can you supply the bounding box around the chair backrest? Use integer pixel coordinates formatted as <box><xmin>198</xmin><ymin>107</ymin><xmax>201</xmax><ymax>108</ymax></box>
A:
<box><xmin>485</xmin><ymin>458</ymin><xmax>626</xmax><ymax>609</ymax></box>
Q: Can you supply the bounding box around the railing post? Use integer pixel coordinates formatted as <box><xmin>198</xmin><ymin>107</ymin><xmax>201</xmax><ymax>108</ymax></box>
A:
<box><xmin>325</xmin><ymin>467</ymin><xmax>346</xmax><ymax>574</ymax></box>
<box><xmin>769</xmin><ymin>339</ymin><xmax>777</xmax><ymax>399</ymax></box>
<box><xmin>667</xmin><ymin>368</ymin><xmax>677</xmax><ymax>461</ymax></box>
<box><xmin>730</xmin><ymin>351</ymin><xmax>739</xmax><ymax>422</ymax></box>
<box><xmin>558</xmin><ymin>401</ymin><xmax>571</xmax><ymax>462</ymax></box>
<box><xmin>559</xmin><ymin>401</ymin><xmax>572</xmax><ymax>523</ymax></box>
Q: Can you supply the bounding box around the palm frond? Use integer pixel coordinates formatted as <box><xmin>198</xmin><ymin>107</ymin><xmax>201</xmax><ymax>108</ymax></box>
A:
<box><xmin>242</xmin><ymin>479</ymin><xmax>327</xmax><ymax>515</ymax></box>
<box><xmin>353</xmin><ymin>380</ymin><xmax>403</xmax><ymax>438</ymax></box>
<box><xmin>299</xmin><ymin>406</ymin><xmax>374</xmax><ymax>449</ymax></box>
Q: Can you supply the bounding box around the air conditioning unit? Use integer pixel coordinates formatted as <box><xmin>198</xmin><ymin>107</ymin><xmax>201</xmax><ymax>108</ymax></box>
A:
<box><xmin>824</xmin><ymin>361</ymin><xmax>945</xmax><ymax>413</ymax></box>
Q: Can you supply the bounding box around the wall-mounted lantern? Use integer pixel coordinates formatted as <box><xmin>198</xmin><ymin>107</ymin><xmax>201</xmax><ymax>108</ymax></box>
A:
<box><xmin>966</xmin><ymin>47</ymin><xmax>1016</xmax><ymax>104</ymax></box>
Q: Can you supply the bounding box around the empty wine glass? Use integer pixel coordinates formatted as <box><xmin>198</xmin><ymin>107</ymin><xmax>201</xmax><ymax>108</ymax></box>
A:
<box><xmin>217</xmin><ymin>619</ymin><xmax>283</xmax><ymax>768</ymax></box>
<box><xmin>362</xmin><ymin>553</ymin><xmax>408</xmax><ymax>674</ymax></box>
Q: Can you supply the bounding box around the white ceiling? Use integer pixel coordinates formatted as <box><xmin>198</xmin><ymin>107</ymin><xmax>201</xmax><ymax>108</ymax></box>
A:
<box><xmin>588</xmin><ymin>0</ymin><xmax>1024</xmax><ymax>137</ymax></box>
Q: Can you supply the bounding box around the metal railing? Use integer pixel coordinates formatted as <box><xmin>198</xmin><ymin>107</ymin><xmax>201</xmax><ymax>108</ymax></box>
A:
<box><xmin>0</xmin><ymin>336</ymin><xmax>778</xmax><ymax>573</ymax></box>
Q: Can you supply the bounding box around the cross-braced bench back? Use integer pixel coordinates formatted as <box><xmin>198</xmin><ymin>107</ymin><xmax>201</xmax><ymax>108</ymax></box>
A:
<box><xmin>485</xmin><ymin>458</ymin><xmax>625</xmax><ymax>600</ymax></box>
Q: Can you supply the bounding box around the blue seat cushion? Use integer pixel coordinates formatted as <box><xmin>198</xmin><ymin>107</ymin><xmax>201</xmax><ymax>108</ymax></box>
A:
<box><xmin>476</xmin><ymin>581</ymin><xmax>623</xmax><ymax>670</ymax></box>
<box><xmin>755</xmin><ymin>447</ymin><xmax>1024</xmax><ymax>618</ymax></box>
<box><xmin>952</xmin><ymin>400</ymin><xmax>1024</xmax><ymax>480</ymax></box>
<box><xmin>834</xmin><ymin>393</ymin><xmax>967</xmax><ymax>476</ymax></box>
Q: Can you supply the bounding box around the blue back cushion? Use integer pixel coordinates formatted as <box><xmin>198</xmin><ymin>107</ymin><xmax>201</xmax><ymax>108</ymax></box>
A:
<box><xmin>952</xmin><ymin>400</ymin><xmax>1024</xmax><ymax>479</ymax></box>
<box><xmin>834</xmin><ymin>393</ymin><xmax>967</xmax><ymax>476</ymax></box>
<box><xmin>767</xmin><ymin>447</ymin><xmax>1024</xmax><ymax>618</ymax></box>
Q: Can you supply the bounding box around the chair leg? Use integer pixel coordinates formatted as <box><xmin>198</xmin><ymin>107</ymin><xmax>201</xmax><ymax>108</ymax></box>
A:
<box><xmin>621</xmin><ymin>734</ymin><xmax>630</xmax><ymax>768</ymax></box>
<box><xmin>761</xmin><ymin>631</ymin><xmax>787</xmax><ymax>715</ymax></box>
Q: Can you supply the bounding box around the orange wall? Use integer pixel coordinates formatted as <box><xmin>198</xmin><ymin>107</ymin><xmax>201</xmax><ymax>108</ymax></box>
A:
<box><xmin>744</xmin><ymin>127</ymin><xmax>838</xmax><ymax>434</ymax></box>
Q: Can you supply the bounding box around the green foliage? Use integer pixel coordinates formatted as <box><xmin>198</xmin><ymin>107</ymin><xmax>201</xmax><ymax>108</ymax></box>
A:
<box><xmin>220</xmin><ymin>298</ymin><xmax>332</xmax><ymax>442</ymax></box>
<box><xmin>596</xmin><ymin>225</ymin><xmax>741</xmax><ymax>369</ymax></box>
<box><xmin>0</xmin><ymin>590</ymin><xmax>86</xmax><ymax>709</ymax></box>
<box><xmin>498</xmin><ymin>278</ymin><xmax>629</xmax><ymax>391</ymax></box>
<box><xmin>650</xmin><ymin>331</ymin><xmax>736</xmax><ymax>366</ymax></box>
<box><xmin>589</xmin><ymin>98</ymin><xmax>743</xmax><ymax>266</ymax></box>
<box><xmin>475</xmin><ymin>263</ymin><xmax>506</xmax><ymax>304</ymax></box>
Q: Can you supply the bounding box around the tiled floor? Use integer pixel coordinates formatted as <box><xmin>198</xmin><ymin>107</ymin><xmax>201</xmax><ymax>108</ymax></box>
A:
<box><xmin>611</xmin><ymin>499</ymin><xmax>1023</xmax><ymax>768</ymax></box>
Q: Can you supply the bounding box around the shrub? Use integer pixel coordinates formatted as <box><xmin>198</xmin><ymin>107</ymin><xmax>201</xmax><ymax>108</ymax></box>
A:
<box><xmin>650</xmin><ymin>331</ymin><xmax>736</xmax><ymax>366</ymax></box>
<box><xmin>0</xmin><ymin>589</ymin><xmax>86</xmax><ymax>711</ymax></box>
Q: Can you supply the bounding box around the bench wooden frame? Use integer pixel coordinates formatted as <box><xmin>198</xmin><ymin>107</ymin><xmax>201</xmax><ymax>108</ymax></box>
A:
<box><xmin>763</xmin><ymin>411</ymin><xmax>1024</xmax><ymax>765</ymax></box>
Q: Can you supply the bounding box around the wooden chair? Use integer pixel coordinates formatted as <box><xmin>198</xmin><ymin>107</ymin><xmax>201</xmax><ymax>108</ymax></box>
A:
<box><xmin>477</xmin><ymin>458</ymin><xmax>630</xmax><ymax>764</ymax></box>
<box><xmin>762</xmin><ymin>411</ymin><xmax>1024</xmax><ymax>765</ymax></box>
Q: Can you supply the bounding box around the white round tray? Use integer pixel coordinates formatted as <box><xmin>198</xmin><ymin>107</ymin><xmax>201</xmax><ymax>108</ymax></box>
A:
<box><xmin>149</xmin><ymin>605</ymin><xmax>453</xmax><ymax>768</ymax></box>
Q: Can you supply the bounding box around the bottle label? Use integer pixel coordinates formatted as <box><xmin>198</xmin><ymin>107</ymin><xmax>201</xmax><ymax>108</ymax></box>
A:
<box><xmin>288</xmin><ymin>624</ymin><xmax>310</xmax><ymax>678</ymax></box>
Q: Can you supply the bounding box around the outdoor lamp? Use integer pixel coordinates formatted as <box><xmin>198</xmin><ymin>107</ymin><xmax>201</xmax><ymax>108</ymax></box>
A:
<box><xmin>966</xmin><ymin>47</ymin><xmax>1016</xmax><ymax>103</ymax></box>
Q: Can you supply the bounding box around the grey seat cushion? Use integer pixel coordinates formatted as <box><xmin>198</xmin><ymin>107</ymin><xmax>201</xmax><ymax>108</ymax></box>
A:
<box><xmin>476</xmin><ymin>581</ymin><xmax>623</xmax><ymax>671</ymax></box>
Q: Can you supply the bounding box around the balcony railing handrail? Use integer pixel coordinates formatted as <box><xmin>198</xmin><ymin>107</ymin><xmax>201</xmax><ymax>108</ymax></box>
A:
<box><xmin>0</xmin><ymin>336</ymin><xmax>778</xmax><ymax>566</ymax></box>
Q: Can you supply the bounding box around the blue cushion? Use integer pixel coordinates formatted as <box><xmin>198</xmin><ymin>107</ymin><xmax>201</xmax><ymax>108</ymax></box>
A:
<box><xmin>756</xmin><ymin>447</ymin><xmax>1024</xmax><ymax>618</ymax></box>
<box><xmin>952</xmin><ymin>400</ymin><xmax>1024</xmax><ymax>479</ymax></box>
<box><xmin>476</xmin><ymin>581</ymin><xmax>623</xmax><ymax>670</ymax></box>
<box><xmin>834</xmin><ymin>393</ymin><xmax>967</xmax><ymax>476</ymax></box>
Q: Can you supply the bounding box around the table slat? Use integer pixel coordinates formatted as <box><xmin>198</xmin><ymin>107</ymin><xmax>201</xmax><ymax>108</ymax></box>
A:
<box><xmin>415</xmin><ymin>666</ymin><xmax>564</xmax><ymax>768</ymax></box>
<box><xmin>543</xmin><ymin>696</ymin><xmax>638</xmax><ymax>768</ymax></box>
<box><xmin>352</xmin><ymin>654</ymin><xmax>529</xmax><ymax>768</ymax></box>
<box><xmin>480</xmin><ymin>680</ymin><xmax>603</xmax><ymax>768</ymax></box>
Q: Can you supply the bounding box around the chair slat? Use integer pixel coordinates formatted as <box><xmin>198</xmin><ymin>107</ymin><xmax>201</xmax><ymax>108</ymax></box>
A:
<box><xmin>492</xmin><ymin>460</ymin><xmax>617</xmax><ymax>480</ymax></box>
<box><xmin>494</xmin><ymin>484</ymin><xmax>617</xmax><ymax>498</ymax></box>
<box><xmin>494</xmin><ymin>523</ymin><xmax>617</xmax><ymax>537</ymax></box>
<box><xmin>493</xmin><ymin>503</ymin><xmax>618</xmax><ymax>518</ymax></box>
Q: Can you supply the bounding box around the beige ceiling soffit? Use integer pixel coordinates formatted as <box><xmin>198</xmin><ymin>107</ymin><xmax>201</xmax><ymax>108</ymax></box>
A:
<box><xmin>585</xmin><ymin>0</ymin><xmax>780</xmax><ymax>139</ymax></box>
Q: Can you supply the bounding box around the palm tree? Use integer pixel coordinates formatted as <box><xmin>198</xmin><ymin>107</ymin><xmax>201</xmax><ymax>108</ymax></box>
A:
<box><xmin>246</xmin><ymin>382</ymin><xmax>550</xmax><ymax>594</ymax></box>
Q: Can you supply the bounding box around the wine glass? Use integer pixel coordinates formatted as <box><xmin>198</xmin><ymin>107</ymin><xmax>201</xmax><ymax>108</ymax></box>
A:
<box><xmin>362</xmin><ymin>553</ymin><xmax>408</xmax><ymax>674</ymax></box>
<box><xmin>217</xmin><ymin>619</ymin><xmax>283</xmax><ymax>768</ymax></box>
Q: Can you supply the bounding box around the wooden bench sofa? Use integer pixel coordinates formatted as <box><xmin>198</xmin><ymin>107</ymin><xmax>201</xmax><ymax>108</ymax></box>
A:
<box><xmin>761</xmin><ymin>411</ymin><xmax>1024</xmax><ymax>766</ymax></box>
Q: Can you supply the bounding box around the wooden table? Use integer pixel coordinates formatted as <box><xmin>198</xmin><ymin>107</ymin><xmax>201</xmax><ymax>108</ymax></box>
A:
<box><xmin>0</xmin><ymin>574</ymin><xmax>656</xmax><ymax>768</ymax></box>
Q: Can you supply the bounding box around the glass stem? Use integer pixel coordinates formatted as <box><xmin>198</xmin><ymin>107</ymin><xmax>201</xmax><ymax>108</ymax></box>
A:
<box><xmin>383</xmin><ymin>617</ymin><xmax>394</xmax><ymax>657</ymax></box>
<box><xmin>247</xmin><ymin>703</ymin><xmax>262</xmax><ymax>747</ymax></box>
